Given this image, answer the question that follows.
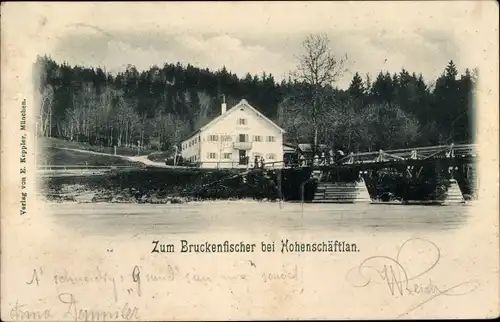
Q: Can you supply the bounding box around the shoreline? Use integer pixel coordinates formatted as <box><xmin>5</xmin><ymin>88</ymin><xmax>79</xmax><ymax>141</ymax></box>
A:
<box><xmin>38</xmin><ymin>194</ymin><xmax>283</xmax><ymax>205</ymax></box>
<box><xmin>39</xmin><ymin>197</ymin><xmax>474</xmax><ymax>207</ymax></box>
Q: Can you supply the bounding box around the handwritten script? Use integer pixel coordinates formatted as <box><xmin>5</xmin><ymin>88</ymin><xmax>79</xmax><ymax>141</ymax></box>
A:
<box><xmin>11</xmin><ymin>262</ymin><xmax>300</xmax><ymax>321</ymax></box>
<box><xmin>11</xmin><ymin>266</ymin><xmax>142</xmax><ymax>321</ymax></box>
<box><xmin>346</xmin><ymin>237</ymin><xmax>480</xmax><ymax>318</ymax></box>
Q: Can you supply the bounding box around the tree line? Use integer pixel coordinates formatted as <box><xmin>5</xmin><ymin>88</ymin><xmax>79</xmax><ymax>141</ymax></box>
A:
<box><xmin>33</xmin><ymin>34</ymin><xmax>476</xmax><ymax>154</ymax></box>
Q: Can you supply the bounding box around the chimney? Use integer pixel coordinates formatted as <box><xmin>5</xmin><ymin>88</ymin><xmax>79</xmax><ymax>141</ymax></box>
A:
<box><xmin>221</xmin><ymin>94</ymin><xmax>227</xmax><ymax>114</ymax></box>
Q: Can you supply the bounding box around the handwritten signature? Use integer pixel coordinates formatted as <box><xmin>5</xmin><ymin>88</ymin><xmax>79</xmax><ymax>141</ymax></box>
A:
<box><xmin>346</xmin><ymin>237</ymin><xmax>480</xmax><ymax>318</ymax></box>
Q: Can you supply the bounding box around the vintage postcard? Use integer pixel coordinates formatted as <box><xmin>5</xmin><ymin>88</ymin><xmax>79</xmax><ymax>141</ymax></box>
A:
<box><xmin>1</xmin><ymin>1</ymin><xmax>499</xmax><ymax>320</ymax></box>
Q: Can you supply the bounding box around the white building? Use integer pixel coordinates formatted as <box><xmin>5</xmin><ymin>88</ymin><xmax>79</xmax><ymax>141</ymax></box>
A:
<box><xmin>181</xmin><ymin>99</ymin><xmax>285</xmax><ymax>169</ymax></box>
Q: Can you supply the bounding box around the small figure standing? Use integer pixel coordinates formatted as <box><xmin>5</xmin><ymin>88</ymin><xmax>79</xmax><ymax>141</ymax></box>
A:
<box><xmin>254</xmin><ymin>155</ymin><xmax>259</xmax><ymax>168</ymax></box>
<box><xmin>299</xmin><ymin>154</ymin><xmax>305</xmax><ymax>167</ymax></box>
<box><xmin>329</xmin><ymin>149</ymin><xmax>334</xmax><ymax>165</ymax></box>
<box><xmin>260</xmin><ymin>156</ymin><xmax>265</xmax><ymax>169</ymax></box>
<box><xmin>320</xmin><ymin>152</ymin><xmax>326</xmax><ymax>165</ymax></box>
<box><xmin>313</xmin><ymin>154</ymin><xmax>319</xmax><ymax>166</ymax></box>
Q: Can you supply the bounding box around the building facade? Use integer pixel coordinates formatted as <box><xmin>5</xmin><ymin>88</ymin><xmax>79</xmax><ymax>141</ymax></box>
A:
<box><xmin>181</xmin><ymin>99</ymin><xmax>285</xmax><ymax>169</ymax></box>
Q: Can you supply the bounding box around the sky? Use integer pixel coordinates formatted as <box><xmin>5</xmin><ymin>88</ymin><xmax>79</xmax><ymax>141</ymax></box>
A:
<box><xmin>17</xmin><ymin>1</ymin><xmax>489</xmax><ymax>89</ymax></box>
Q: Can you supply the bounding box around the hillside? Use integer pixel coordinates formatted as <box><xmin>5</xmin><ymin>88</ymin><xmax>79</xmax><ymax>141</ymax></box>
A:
<box><xmin>39</xmin><ymin>138</ymin><xmax>146</xmax><ymax>166</ymax></box>
<box><xmin>42</xmin><ymin>137</ymin><xmax>155</xmax><ymax>156</ymax></box>
<box><xmin>39</xmin><ymin>147</ymin><xmax>144</xmax><ymax>167</ymax></box>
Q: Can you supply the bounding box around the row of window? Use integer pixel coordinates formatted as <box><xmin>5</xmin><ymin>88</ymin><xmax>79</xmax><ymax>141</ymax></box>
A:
<box><xmin>207</xmin><ymin>152</ymin><xmax>233</xmax><ymax>159</ymax></box>
<box><xmin>206</xmin><ymin>152</ymin><xmax>276</xmax><ymax>160</ymax></box>
<box><xmin>207</xmin><ymin>134</ymin><xmax>276</xmax><ymax>143</ymax></box>
<box><xmin>253</xmin><ymin>152</ymin><xmax>276</xmax><ymax>160</ymax></box>
<box><xmin>183</xmin><ymin>137</ymin><xmax>199</xmax><ymax>150</ymax></box>
<box><xmin>183</xmin><ymin>134</ymin><xmax>277</xmax><ymax>150</ymax></box>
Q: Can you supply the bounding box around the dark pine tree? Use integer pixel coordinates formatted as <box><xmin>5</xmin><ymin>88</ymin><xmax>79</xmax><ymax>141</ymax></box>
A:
<box><xmin>347</xmin><ymin>72</ymin><xmax>366</xmax><ymax>109</ymax></box>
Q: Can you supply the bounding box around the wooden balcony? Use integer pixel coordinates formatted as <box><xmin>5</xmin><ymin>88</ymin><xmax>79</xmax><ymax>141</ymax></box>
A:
<box><xmin>233</xmin><ymin>142</ymin><xmax>253</xmax><ymax>150</ymax></box>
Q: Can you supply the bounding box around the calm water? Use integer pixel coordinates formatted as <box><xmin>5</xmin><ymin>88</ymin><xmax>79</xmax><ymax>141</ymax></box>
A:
<box><xmin>47</xmin><ymin>201</ymin><xmax>473</xmax><ymax>236</ymax></box>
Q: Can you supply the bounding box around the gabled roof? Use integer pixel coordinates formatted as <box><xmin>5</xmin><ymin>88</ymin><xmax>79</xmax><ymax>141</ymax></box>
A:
<box><xmin>182</xmin><ymin>99</ymin><xmax>285</xmax><ymax>142</ymax></box>
<box><xmin>283</xmin><ymin>142</ymin><xmax>297</xmax><ymax>152</ymax></box>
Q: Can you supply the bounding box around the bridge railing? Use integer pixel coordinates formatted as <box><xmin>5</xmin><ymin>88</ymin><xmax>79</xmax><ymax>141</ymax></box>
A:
<box><xmin>337</xmin><ymin>143</ymin><xmax>476</xmax><ymax>164</ymax></box>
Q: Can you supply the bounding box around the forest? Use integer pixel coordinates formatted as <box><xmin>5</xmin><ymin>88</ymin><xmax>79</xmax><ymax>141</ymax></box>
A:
<box><xmin>33</xmin><ymin>34</ymin><xmax>476</xmax><ymax>155</ymax></box>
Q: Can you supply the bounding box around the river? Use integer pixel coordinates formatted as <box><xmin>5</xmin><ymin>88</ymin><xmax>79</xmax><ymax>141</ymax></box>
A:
<box><xmin>46</xmin><ymin>200</ymin><xmax>473</xmax><ymax>237</ymax></box>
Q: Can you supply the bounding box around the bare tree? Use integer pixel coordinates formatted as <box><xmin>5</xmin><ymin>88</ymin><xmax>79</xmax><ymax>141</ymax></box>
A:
<box><xmin>277</xmin><ymin>95</ymin><xmax>314</xmax><ymax>144</ymax></box>
<box><xmin>291</xmin><ymin>33</ymin><xmax>348</xmax><ymax>148</ymax></box>
<box><xmin>38</xmin><ymin>85</ymin><xmax>54</xmax><ymax>137</ymax></box>
<box><xmin>196</xmin><ymin>91</ymin><xmax>212</xmax><ymax>129</ymax></box>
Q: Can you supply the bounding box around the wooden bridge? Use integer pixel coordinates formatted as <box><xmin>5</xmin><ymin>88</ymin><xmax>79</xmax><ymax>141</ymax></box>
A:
<box><xmin>265</xmin><ymin>143</ymin><xmax>477</xmax><ymax>204</ymax></box>
<box><xmin>266</xmin><ymin>143</ymin><xmax>477</xmax><ymax>169</ymax></box>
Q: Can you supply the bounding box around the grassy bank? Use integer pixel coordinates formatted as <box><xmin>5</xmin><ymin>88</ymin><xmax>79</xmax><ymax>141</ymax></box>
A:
<box><xmin>41</xmin><ymin>168</ymin><xmax>281</xmax><ymax>203</ymax></box>
<box><xmin>41</xmin><ymin>137</ymin><xmax>157</xmax><ymax>157</ymax></box>
<box><xmin>39</xmin><ymin>147</ymin><xmax>145</xmax><ymax>167</ymax></box>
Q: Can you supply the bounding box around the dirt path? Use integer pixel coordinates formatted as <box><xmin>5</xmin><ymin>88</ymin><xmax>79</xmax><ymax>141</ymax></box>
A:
<box><xmin>126</xmin><ymin>154</ymin><xmax>171</xmax><ymax>168</ymax></box>
<box><xmin>52</xmin><ymin>147</ymin><xmax>179</xmax><ymax>168</ymax></box>
<box><xmin>54</xmin><ymin>147</ymin><xmax>120</xmax><ymax>157</ymax></box>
